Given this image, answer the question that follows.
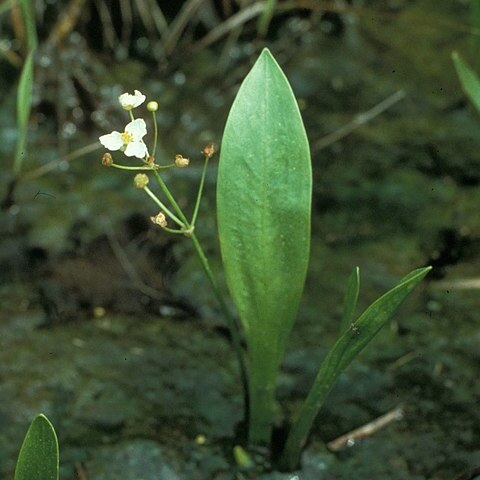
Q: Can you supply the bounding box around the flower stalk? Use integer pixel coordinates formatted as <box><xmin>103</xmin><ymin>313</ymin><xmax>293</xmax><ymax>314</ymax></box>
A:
<box><xmin>98</xmin><ymin>90</ymin><xmax>249</xmax><ymax>420</ymax></box>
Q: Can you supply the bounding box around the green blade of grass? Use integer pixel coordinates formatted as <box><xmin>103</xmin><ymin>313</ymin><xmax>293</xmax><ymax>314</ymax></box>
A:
<box><xmin>471</xmin><ymin>0</ymin><xmax>480</xmax><ymax>54</ymax></box>
<box><xmin>257</xmin><ymin>0</ymin><xmax>277</xmax><ymax>37</ymax></box>
<box><xmin>14</xmin><ymin>414</ymin><xmax>59</xmax><ymax>480</ymax></box>
<box><xmin>14</xmin><ymin>49</ymin><xmax>35</xmax><ymax>174</ymax></box>
<box><xmin>452</xmin><ymin>51</ymin><xmax>480</xmax><ymax>114</ymax></box>
<box><xmin>19</xmin><ymin>0</ymin><xmax>38</xmax><ymax>51</ymax></box>
<box><xmin>0</xmin><ymin>0</ymin><xmax>14</xmax><ymax>16</ymax></box>
<box><xmin>281</xmin><ymin>266</ymin><xmax>431</xmax><ymax>470</ymax></box>
<box><xmin>339</xmin><ymin>266</ymin><xmax>360</xmax><ymax>334</ymax></box>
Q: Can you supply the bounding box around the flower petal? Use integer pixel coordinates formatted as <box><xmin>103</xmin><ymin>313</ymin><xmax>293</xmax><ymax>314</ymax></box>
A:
<box><xmin>119</xmin><ymin>90</ymin><xmax>146</xmax><ymax>110</ymax></box>
<box><xmin>99</xmin><ymin>131</ymin><xmax>123</xmax><ymax>151</ymax></box>
<box><xmin>125</xmin><ymin>118</ymin><xmax>147</xmax><ymax>140</ymax></box>
<box><xmin>124</xmin><ymin>140</ymin><xmax>148</xmax><ymax>158</ymax></box>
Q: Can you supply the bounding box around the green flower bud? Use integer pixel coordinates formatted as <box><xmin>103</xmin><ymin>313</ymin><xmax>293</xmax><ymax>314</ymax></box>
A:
<box><xmin>134</xmin><ymin>173</ymin><xmax>149</xmax><ymax>189</ymax></box>
<box><xmin>147</xmin><ymin>101</ymin><xmax>159</xmax><ymax>112</ymax></box>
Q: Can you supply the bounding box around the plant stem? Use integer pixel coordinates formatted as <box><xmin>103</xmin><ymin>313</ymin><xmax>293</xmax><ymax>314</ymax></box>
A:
<box><xmin>112</xmin><ymin>163</ymin><xmax>158</xmax><ymax>171</ymax></box>
<box><xmin>190</xmin><ymin>232</ymin><xmax>249</xmax><ymax>415</ymax></box>
<box><xmin>191</xmin><ymin>155</ymin><xmax>209</xmax><ymax>226</ymax></box>
<box><xmin>151</xmin><ymin>170</ymin><xmax>188</xmax><ymax>223</ymax></box>
<box><xmin>162</xmin><ymin>226</ymin><xmax>185</xmax><ymax>235</ymax></box>
<box><xmin>247</xmin><ymin>349</ymin><xmax>278</xmax><ymax>445</ymax></box>
<box><xmin>152</xmin><ymin>110</ymin><xmax>158</xmax><ymax>157</ymax></box>
<box><xmin>280</xmin><ymin>353</ymin><xmax>338</xmax><ymax>471</ymax></box>
<box><xmin>150</xmin><ymin>170</ymin><xmax>249</xmax><ymax>415</ymax></box>
<box><xmin>143</xmin><ymin>186</ymin><xmax>185</xmax><ymax>227</ymax></box>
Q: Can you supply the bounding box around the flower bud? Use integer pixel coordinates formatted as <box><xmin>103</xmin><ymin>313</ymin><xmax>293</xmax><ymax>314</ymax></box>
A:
<box><xmin>150</xmin><ymin>211</ymin><xmax>167</xmax><ymax>228</ymax></box>
<box><xmin>102</xmin><ymin>152</ymin><xmax>113</xmax><ymax>166</ymax></box>
<box><xmin>175</xmin><ymin>154</ymin><xmax>190</xmax><ymax>168</ymax></box>
<box><xmin>202</xmin><ymin>143</ymin><xmax>215</xmax><ymax>158</ymax></box>
<box><xmin>147</xmin><ymin>101</ymin><xmax>159</xmax><ymax>112</ymax></box>
<box><xmin>134</xmin><ymin>173</ymin><xmax>149</xmax><ymax>189</ymax></box>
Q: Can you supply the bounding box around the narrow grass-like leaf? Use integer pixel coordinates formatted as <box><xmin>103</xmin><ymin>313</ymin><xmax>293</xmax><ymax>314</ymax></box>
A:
<box><xmin>282</xmin><ymin>266</ymin><xmax>431</xmax><ymax>470</ymax></box>
<box><xmin>19</xmin><ymin>0</ymin><xmax>38</xmax><ymax>51</ymax></box>
<box><xmin>217</xmin><ymin>48</ymin><xmax>311</xmax><ymax>445</ymax></box>
<box><xmin>15</xmin><ymin>414</ymin><xmax>59</xmax><ymax>480</ymax></box>
<box><xmin>339</xmin><ymin>266</ymin><xmax>360</xmax><ymax>334</ymax></box>
<box><xmin>471</xmin><ymin>0</ymin><xmax>480</xmax><ymax>53</ymax></box>
<box><xmin>452</xmin><ymin>51</ymin><xmax>480</xmax><ymax>113</ymax></box>
<box><xmin>14</xmin><ymin>50</ymin><xmax>35</xmax><ymax>174</ymax></box>
<box><xmin>0</xmin><ymin>0</ymin><xmax>14</xmax><ymax>16</ymax></box>
<box><xmin>258</xmin><ymin>0</ymin><xmax>277</xmax><ymax>37</ymax></box>
<box><xmin>17</xmin><ymin>51</ymin><xmax>34</xmax><ymax>130</ymax></box>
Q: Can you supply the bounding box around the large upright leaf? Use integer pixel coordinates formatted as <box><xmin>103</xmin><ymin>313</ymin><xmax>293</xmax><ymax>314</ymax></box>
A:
<box><xmin>15</xmin><ymin>414</ymin><xmax>59</xmax><ymax>480</ymax></box>
<box><xmin>217</xmin><ymin>48</ymin><xmax>311</xmax><ymax>443</ymax></box>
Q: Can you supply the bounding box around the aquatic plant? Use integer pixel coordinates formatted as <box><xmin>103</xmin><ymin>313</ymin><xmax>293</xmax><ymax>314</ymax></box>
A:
<box><xmin>93</xmin><ymin>48</ymin><xmax>430</xmax><ymax>471</ymax></box>
<box><xmin>0</xmin><ymin>43</ymin><xmax>431</xmax><ymax>479</ymax></box>
<box><xmin>0</xmin><ymin>0</ymin><xmax>38</xmax><ymax>177</ymax></box>
<box><xmin>8</xmin><ymin>47</ymin><xmax>430</xmax><ymax>478</ymax></box>
<box><xmin>452</xmin><ymin>51</ymin><xmax>480</xmax><ymax>114</ymax></box>
<box><xmin>14</xmin><ymin>414</ymin><xmax>58</xmax><ymax>480</ymax></box>
<box><xmin>451</xmin><ymin>0</ymin><xmax>480</xmax><ymax>113</ymax></box>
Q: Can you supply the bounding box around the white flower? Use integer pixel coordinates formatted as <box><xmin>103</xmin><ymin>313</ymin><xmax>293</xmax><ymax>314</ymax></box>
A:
<box><xmin>99</xmin><ymin>118</ymin><xmax>148</xmax><ymax>159</ymax></box>
<box><xmin>118</xmin><ymin>90</ymin><xmax>146</xmax><ymax>110</ymax></box>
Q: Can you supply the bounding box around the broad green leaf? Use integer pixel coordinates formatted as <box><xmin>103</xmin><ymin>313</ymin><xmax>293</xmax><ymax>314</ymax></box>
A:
<box><xmin>282</xmin><ymin>266</ymin><xmax>431</xmax><ymax>470</ymax></box>
<box><xmin>452</xmin><ymin>51</ymin><xmax>480</xmax><ymax>113</ymax></box>
<box><xmin>15</xmin><ymin>414</ymin><xmax>59</xmax><ymax>480</ymax></box>
<box><xmin>339</xmin><ymin>266</ymin><xmax>360</xmax><ymax>334</ymax></box>
<box><xmin>217</xmin><ymin>48</ymin><xmax>311</xmax><ymax>444</ymax></box>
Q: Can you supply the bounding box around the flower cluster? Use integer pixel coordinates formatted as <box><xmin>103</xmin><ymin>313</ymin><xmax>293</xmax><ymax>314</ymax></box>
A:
<box><xmin>99</xmin><ymin>90</ymin><xmax>148</xmax><ymax>159</ymax></box>
<box><xmin>98</xmin><ymin>88</ymin><xmax>213</xmax><ymax>237</ymax></box>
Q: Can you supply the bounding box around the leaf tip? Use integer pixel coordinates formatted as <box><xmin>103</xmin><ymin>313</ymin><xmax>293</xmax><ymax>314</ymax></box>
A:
<box><xmin>258</xmin><ymin>47</ymin><xmax>277</xmax><ymax>67</ymax></box>
<box><xmin>34</xmin><ymin>413</ymin><xmax>54</xmax><ymax>427</ymax></box>
<box><xmin>420</xmin><ymin>265</ymin><xmax>432</xmax><ymax>275</ymax></box>
<box><xmin>260</xmin><ymin>47</ymin><xmax>273</xmax><ymax>57</ymax></box>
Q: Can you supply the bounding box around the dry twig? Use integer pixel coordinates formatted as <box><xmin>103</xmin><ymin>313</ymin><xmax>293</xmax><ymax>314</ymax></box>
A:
<box><xmin>47</xmin><ymin>0</ymin><xmax>87</xmax><ymax>48</ymax></box>
<box><xmin>74</xmin><ymin>462</ymin><xmax>88</xmax><ymax>480</ymax></box>
<box><xmin>313</xmin><ymin>90</ymin><xmax>406</xmax><ymax>152</ymax></box>
<box><xmin>327</xmin><ymin>406</ymin><xmax>404</xmax><ymax>451</ymax></box>
<box><xmin>21</xmin><ymin>142</ymin><xmax>101</xmax><ymax>182</ymax></box>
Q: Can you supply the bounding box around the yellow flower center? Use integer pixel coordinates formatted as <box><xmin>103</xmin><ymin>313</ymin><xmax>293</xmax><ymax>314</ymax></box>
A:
<box><xmin>121</xmin><ymin>131</ymin><xmax>134</xmax><ymax>144</ymax></box>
